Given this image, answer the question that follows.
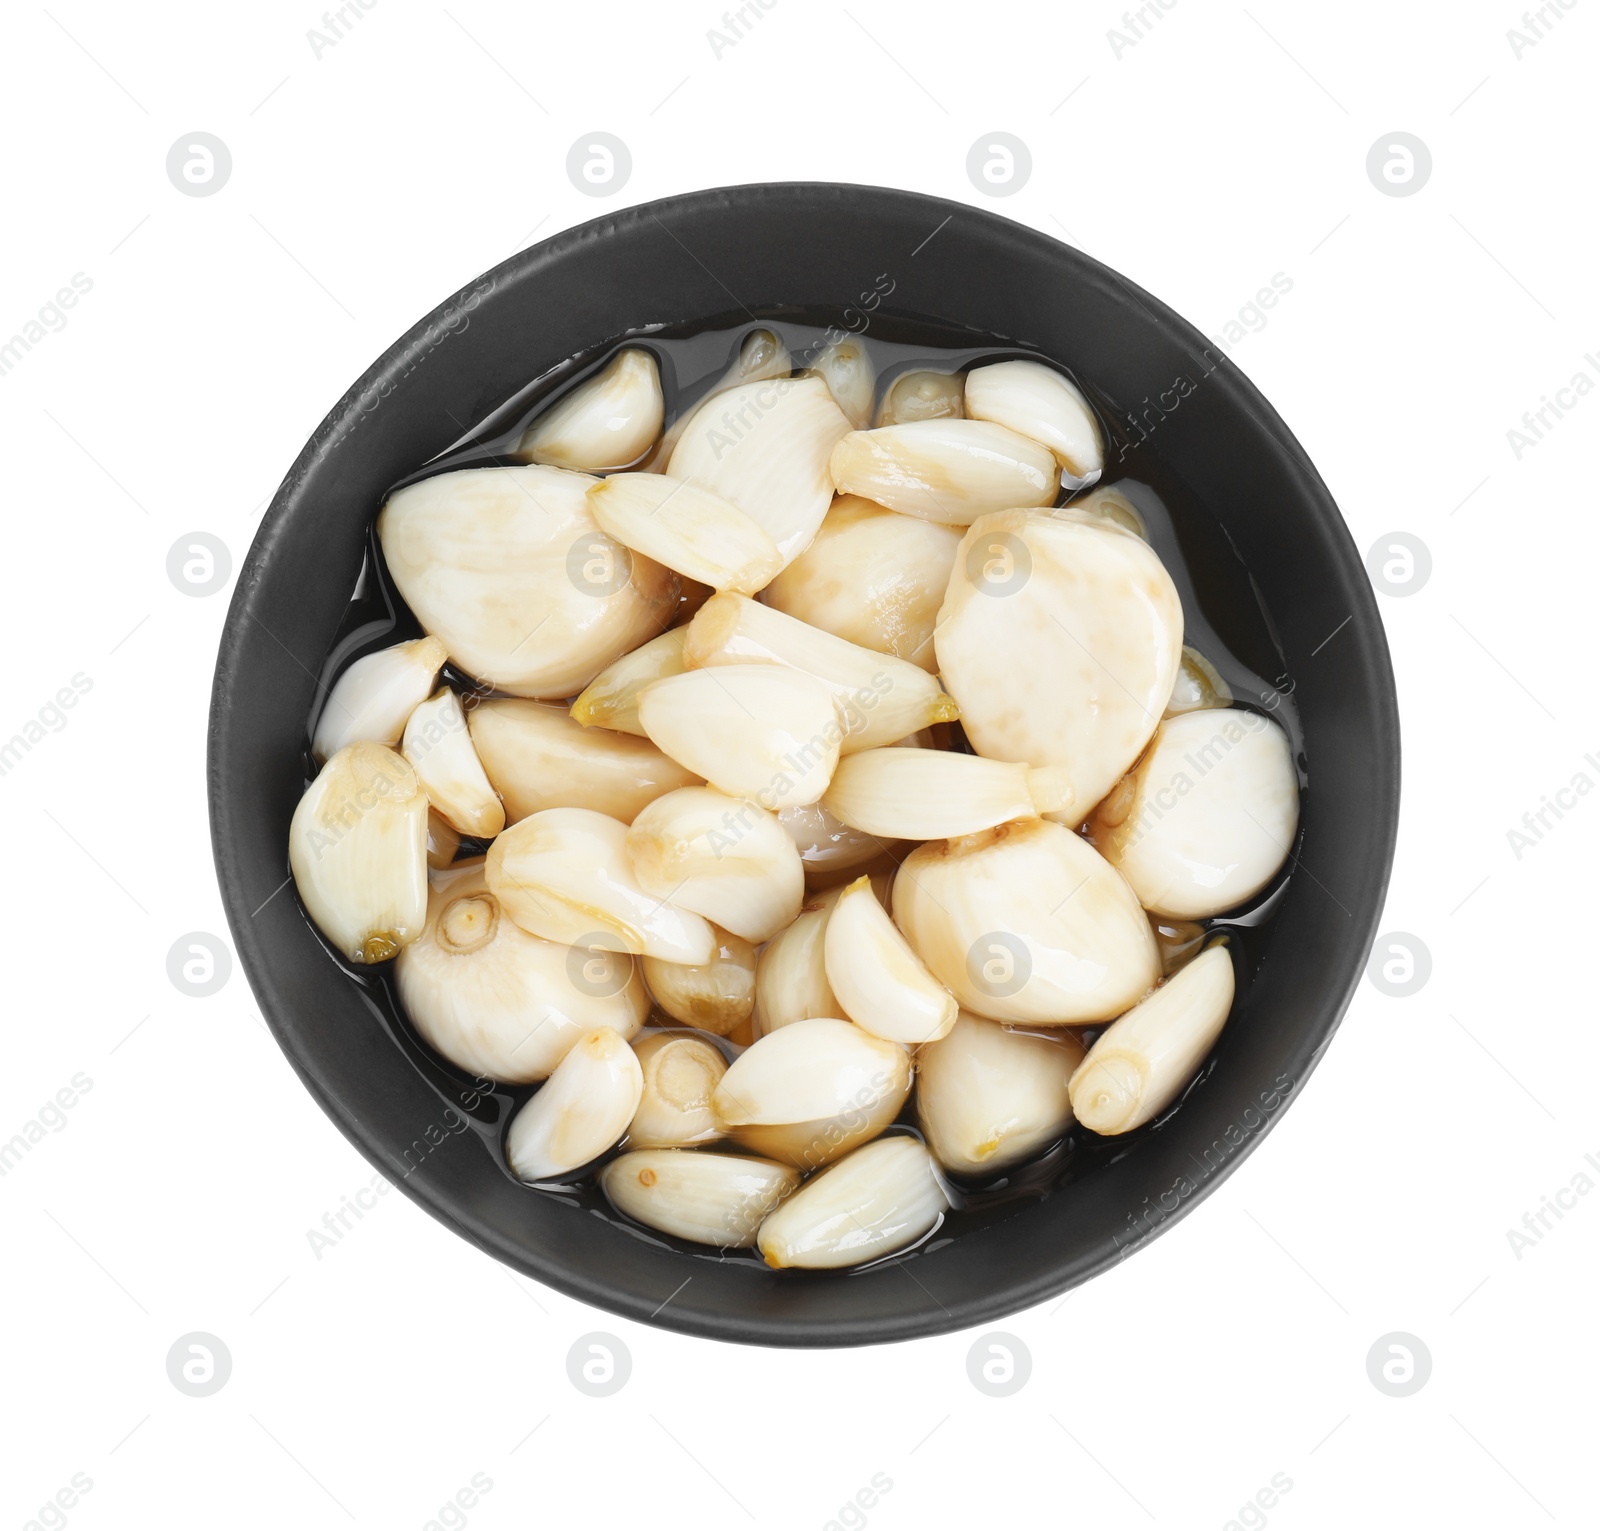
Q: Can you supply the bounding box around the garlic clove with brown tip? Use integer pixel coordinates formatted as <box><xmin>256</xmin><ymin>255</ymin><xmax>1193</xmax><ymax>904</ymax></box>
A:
<box><xmin>1069</xmin><ymin>944</ymin><xmax>1235</xmax><ymax>1134</ymax></box>
<box><xmin>505</xmin><ymin>1026</ymin><xmax>644</xmax><ymax>1181</ymax></box>
<box><xmin>917</xmin><ymin>1013</ymin><xmax>1083</xmax><ymax>1176</ymax></box>
<box><xmin>569</xmin><ymin>628</ymin><xmax>688</xmax><ymax>736</ymax></box>
<box><xmin>402</xmin><ymin>688</ymin><xmax>505</xmax><ymax>839</ymax></box>
<box><xmin>289</xmin><ymin>742</ymin><xmax>429</xmax><ymax>964</ymax></box>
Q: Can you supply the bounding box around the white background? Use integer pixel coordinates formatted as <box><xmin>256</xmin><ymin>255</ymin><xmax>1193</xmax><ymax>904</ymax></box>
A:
<box><xmin>1</xmin><ymin>1</ymin><xmax>1594</xmax><ymax>1526</ymax></box>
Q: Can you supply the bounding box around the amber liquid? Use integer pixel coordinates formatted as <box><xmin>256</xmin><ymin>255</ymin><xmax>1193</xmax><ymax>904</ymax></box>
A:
<box><xmin>311</xmin><ymin>308</ymin><xmax>1306</xmax><ymax>1272</ymax></box>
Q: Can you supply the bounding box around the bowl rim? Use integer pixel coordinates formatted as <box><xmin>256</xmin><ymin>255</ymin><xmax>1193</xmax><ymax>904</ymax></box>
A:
<box><xmin>209</xmin><ymin>180</ymin><xmax>1399</xmax><ymax>1346</ymax></box>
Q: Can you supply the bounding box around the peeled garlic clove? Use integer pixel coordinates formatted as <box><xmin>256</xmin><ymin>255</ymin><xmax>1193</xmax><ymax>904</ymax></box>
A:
<box><xmin>668</xmin><ymin>376</ymin><xmax>852</xmax><ymax>564</ymax></box>
<box><xmin>963</xmin><ymin>359</ymin><xmax>1103</xmax><ymax>479</ymax></box>
<box><xmin>824</xmin><ymin>875</ymin><xmax>956</xmax><ymax>1045</ymax></box>
<box><xmin>377</xmin><ymin>465</ymin><xmax>676</xmax><ymax>699</ymax></box>
<box><xmin>893</xmin><ymin>818</ymin><xmax>1160</xmax><ymax>1025</ymax></box>
<box><xmin>588</xmin><ymin>474</ymin><xmax>783</xmax><ymax>596</ymax></box>
<box><xmin>626</xmin><ymin>1031</ymin><xmax>728</xmax><ymax>1148</ymax></box>
<box><xmin>803</xmin><ymin>338</ymin><xmax>875</xmax><ymax>429</ymax></box>
<box><xmin>570</xmin><ymin>628</ymin><xmax>689</xmax><ymax>738</ymax></box>
<box><xmin>828</xmin><ymin>419</ymin><xmax>1056</xmax><ymax>526</ymax></box>
<box><xmin>759</xmin><ymin>495</ymin><xmax>961</xmax><ymax>673</ymax></box>
<box><xmin>426</xmin><ymin>810</ymin><xmax>460</xmax><ymax>870</ymax></box>
<box><xmin>642</xmin><ymin>926</ymin><xmax>756</xmax><ymax>1035</ymax></box>
<box><xmin>724</xmin><ymin>1096</ymin><xmax>908</xmax><ymax>1172</ymax></box>
<box><xmin>1164</xmin><ymin>645</ymin><xmax>1234</xmax><ymax>717</ymax></box>
<box><xmin>757</xmin><ymin>1136</ymin><xmax>947</xmax><ymax>1269</ymax></box>
<box><xmin>645</xmin><ymin>329</ymin><xmax>794</xmax><ymax>471</ymax></box>
<box><xmin>312</xmin><ymin>636</ymin><xmax>448</xmax><ymax>761</ymax></box>
<box><xmin>724</xmin><ymin>326</ymin><xmax>793</xmax><ymax>386</ymax></box>
<box><xmin>505</xmin><ymin>1026</ymin><xmax>644</xmax><ymax>1181</ymax></box>
<box><xmin>713</xmin><ymin>1017</ymin><xmax>912</xmax><ymax>1170</ymax></box>
<box><xmin>396</xmin><ymin>860</ymin><xmax>646</xmax><ymax>1083</ymax></box>
<box><xmin>752</xmin><ymin>902</ymin><xmax>838</xmax><ymax>1037</ymax></box>
<box><xmin>516</xmin><ymin>348</ymin><xmax>664</xmax><ymax>471</ymax></box>
<box><xmin>778</xmin><ymin>798</ymin><xmax>896</xmax><ymax>881</ymax></box>
<box><xmin>289</xmin><ymin>742</ymin><xmax>428</xmax><ymax>964</ymax></box>
<box><xmin>824</xmin><ymin>747</ymin><xmax>1074</xmax><ymax>841</ymax></box>
<box><xmin>1070</xmin><ymin>944</ymin><xmax>1235</xmax><ymax>1134</ymax></box>
<box><xmin>917</xmin><ymin>1013</ymin><xmax>1082</xmax><ymax>1176</ymax></box>
<box><xmin>1088</xmin><ymin>708</ymin><xmax>1298</xmax><ymax>919</ymax></box>
<box><xmin>684</xmin><ymin>593</ymin><xmax>959</xmax><ymax>752</ymax></box>
<box><xmin>875</xmin><ymin>369</ymin><xmax>964</xmax><ymax>427</ymax></box>
<box><xmin>401</xmin><ymin>688</ymin><xmax>505</xmax><ymax>839</ymax></box>
<box><xmin>469</xmin><ymin>697</ymin><xmax>698</xmax><ymax>825</ymax></box>
<box><xmin>626</xmin><ymin>786</ymin><xmax>804</xmax><ymax>943</ymax></box>
<box><xmin>636</xmin><ymin>664</ymin><xmax>841</xmax><ymax>809</ymax></box>
<box><xmin>936</xmin><ymin>509</ymin><xmax>1183</xmax><ymax>815</ymax></box>
<box><xmin>486</xmin><ymin>807</ymin><xmax>715</xmax><ymax>963</ymax></box>
<box><xmin>600</xmin><ymin>1149</ymin><xmax>797</xmax><ymax>1247</ymax></box>
<box><xmin>1071</xmin><ymin>482</ymin><xmax>1147</xmax><ymax>540</ymax></box>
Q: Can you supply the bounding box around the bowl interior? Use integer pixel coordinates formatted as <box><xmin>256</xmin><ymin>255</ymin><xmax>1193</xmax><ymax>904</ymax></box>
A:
<box><xmin>209</xmin><ymin>183</ymin><xmax>1398</xmax><ymax>1346</ymax></box>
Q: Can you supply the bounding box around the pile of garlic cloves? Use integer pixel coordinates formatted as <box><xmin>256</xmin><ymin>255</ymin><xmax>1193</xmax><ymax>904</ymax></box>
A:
<box><xmin>289</xmin><ymin>334</ymin><xmax>1300</xmax><ymax>1271</ymax></box>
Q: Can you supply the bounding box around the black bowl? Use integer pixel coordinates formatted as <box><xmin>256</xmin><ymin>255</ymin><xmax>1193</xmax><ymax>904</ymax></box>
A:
<box><xmin>208</xmin><ymin>182</ymin><xmax>1398</xmax><ymax>1347</ymax></box>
